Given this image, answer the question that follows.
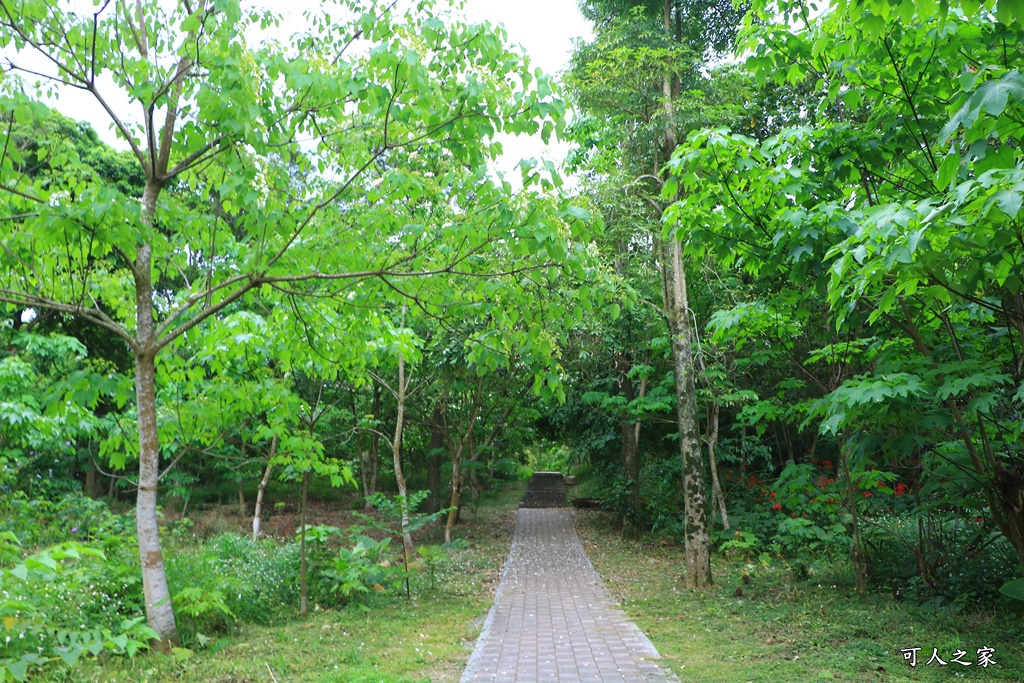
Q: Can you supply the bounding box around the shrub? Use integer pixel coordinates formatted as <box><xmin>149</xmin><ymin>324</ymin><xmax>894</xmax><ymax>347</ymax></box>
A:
<box><xmin>164</xmin><ymin>533</ymin><xmax>299</xmax><ymax>626</ymax></box>
<box><xmin>0</xmin><ymin>534</ymin><xmax>155</xmax><ymax>681</ymax></box>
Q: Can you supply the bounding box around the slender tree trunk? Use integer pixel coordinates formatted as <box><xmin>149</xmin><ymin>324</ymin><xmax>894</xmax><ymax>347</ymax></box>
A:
<box><xmin>838</xmin><ymin>439</ymin><xmax>867</xmax><ymax>596</ymax></box>
<box><xmin>252</xmin><ymin>435</ymin><xmax>277</xmax><ymax>540</ymax></box>
<box><xmin>707</xmin><ymin>402</ymin><xmax>729</xmax><ymax>530</ymax></box>
<box><xmin>134</xmin><ymin>183</ymin><xmax>178</xmax><ymax>646</ymax></box>
<box><xmin>364</xmin><ymin>383</ymin><xmax>381</xmax><ymax>510</ymax></box>
<box><xmin>618</xmin><ymin>356</ymin><xmax>641</xmax><ymax>529</ymax></box>
<box><xmin>392</xmin><ymin>353</ymin><xmax>414</xmax><ymax>560</ymax></box>
<box><xmin>995</xmin><ymin>466</ymin><xmax>1024</xmax><ymax>574</ymax></box>
<box><xmin>783</xmin><ymin>427</ymin><xmax>795</xmax><ymax>467</ymax></box>
<box><xmin>135</xmin><ymin>348</ymin><xmax>178</xmax><ymax>648</ymax></box>
<box><xmin>916</xmin><ymin>513</ymin><xmax>929</xmax><ymax>581</ymax></box>
<box><xmin>467</xmin><ymin>428</ymin><xmax>481</xmax><ymax>510</ymax></box>
<box><xmin>666</xmin><ymin>238</ymin><xmax>712</xmax><ymax>588</ymax></box>
<box><xmin>85</xmin><ymin>458</ymin><xmax>100</xmax><ymax>499</ymax></box>
<box><xmin>654</xmin><ymin>0</ymin><xmax>709</xmax><ymax>588</ymax></box>
<box><xmin>445</xmin><ymin>378</ymin><xmax>484</xmax><ymax>544</ymax></box>
<box><xmin>426</xmin><ymin>400</ymin><xmax>446</xmax><ymax>514</ymax></box>
<box><xmin>445</xmin><ymin>449</ymin><xmax>462</xmax><ymax>544</ymax></box>
<box><xmin>299</xmin><ymin>471</ymin><xmax>310</xmax><ymax>615</ymax></box>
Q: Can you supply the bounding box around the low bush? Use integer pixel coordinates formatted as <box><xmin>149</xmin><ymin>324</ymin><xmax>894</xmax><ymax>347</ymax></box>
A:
<box><xmin>164</xmin><ymin>533</ymin><xmax>300</xmax><ymax>629</ymax></box>
<box><xmin>0</xmin><ymin>534</ymin><xmax>154</xmax><ymax>682</ymax></box>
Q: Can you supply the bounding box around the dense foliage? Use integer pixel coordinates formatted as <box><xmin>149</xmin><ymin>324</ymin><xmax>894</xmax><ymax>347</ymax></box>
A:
<box><xmin>2</xmin><ymin>0</ymin><xmax>1024</xmax><ymax>679</ymax></box>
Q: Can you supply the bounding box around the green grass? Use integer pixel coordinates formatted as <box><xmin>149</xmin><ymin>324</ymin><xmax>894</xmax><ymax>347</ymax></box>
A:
<box><xmin>573</xmin><ymin>509</ymin><xmax>1024</xmax><ymax>683</ymax></box>
<box><xmin>58</xmin><ymin>483</ymin><xmax>523</xmax><ymax>683</ymax></box>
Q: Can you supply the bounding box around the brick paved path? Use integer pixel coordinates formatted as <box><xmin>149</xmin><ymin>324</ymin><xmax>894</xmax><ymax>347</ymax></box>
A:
<box><xmin>461</xmin><ymin>508</ymin><xmax>679</xmax><ymax>682</ymax></box>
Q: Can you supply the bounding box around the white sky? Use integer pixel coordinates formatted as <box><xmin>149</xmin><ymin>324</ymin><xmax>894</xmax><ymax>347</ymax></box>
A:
<box><xmin>462</xmin><ymin>0</ymin><xmax>592</xmax><ymax>177</ymax></box>
<box><xmin>17</xmin><ymin>0</ymin><xmax>592</xmax><ymax>180</ymax></box>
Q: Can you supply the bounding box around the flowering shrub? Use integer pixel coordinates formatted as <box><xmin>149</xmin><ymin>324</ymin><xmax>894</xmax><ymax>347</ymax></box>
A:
<box><xmin>0</xmin><ymin>534</ymin><xmax>154</xmax><ymax>682</ymax></box>
<box><xmin>164</xmin><ymin>533</ymin><xmax>300</xmax><ymax>627</ymax></box>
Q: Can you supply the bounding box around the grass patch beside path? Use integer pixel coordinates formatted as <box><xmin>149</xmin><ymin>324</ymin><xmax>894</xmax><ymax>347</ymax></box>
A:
<box><xmin>573</xmin><ymin>509</ymin><xmax>1024</xmax><ymax>683</ymax></box>
<box><xmin>69</xmin><ymin>483</ymin><xmax>521</xmax><ymax>683</ymax></box>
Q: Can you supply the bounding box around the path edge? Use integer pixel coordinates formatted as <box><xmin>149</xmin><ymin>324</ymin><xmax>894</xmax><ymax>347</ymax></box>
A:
<box><xmin>459</xmin><ymin>508</ymin><xmax>522</xmax><ymax>683</ymax></box>
<box><xmin>568</xmin><ymin>508</ymin><xmax>669</xmax><ymax>664</ymax></box>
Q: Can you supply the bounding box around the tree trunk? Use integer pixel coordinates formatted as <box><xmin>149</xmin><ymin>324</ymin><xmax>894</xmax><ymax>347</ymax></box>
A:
<box><xmin>994</xmin><ymin>464</ymin><xmax>1024</xmax><ymax>574</ymax></box>
<box><xmin>838</xmin><ymin>439</ymin><xmax>867</xmax><ymax>596</ymax></box>
<box><xmin>364</xmin><ymin>383</ymin><xmax>381</xmax><ymax>510</ymax></box>
<box><xmin>134</xmin><ymin>348</ymin><xmax>178</xmax><ymax>650</ymax></box>
<box><xmin>85</xmin><ymin>458</ymin><xmax>101</xmax><ymax>499</ymax></box>
<box><xmin>299</xmin><ymin>471</ymin><xmax>310</xmax><ymax>616</ymax></box>
<box><xmin>618</xmin><ymin>356</ymin><xmax>642</xmax><ymax>528</ymax></box>
<box><xmin>707</xmin><ymin>401</ymin><xmax>729</xmax><ymax>530</ymax></box>
<box><xmin>445</xmin><ymin>451</ymin><xmax>462</xmax><ymax>543</ymax></box>
<box><xmin>133</xmin><ymin>180</ymin><xmax>179</xmax><ymax>646</ymax></box>
<box><xmin>468</xmin><ymin>427</ymin><xmax>482</xmax><ymax>511</ymax></box>
<box><xmin>252</xmin><ymin>435</ymin><xmax>277</xmax><ymax>540</ymax></box>
<box><xmin>445</xmin><ymin>378</ymin><xmax>484</xmax><ymax>544</ymax></box>
<box><xmin>236</xmin><ymin>444</ymin><xmax>246</xmax><ymax>517</ymax></box>
<box><xmin>783</xmin><ymin>426</ymin><xmax>795</xmax><ymax>467</ymax></box>
<box><xmin>653</xmin><ymin>0</ymin><xmax>709</xmax><ymax>587</ymax></box>
<box><xmin>426</xmin><ymin>400</ymin><xmax>446</xmax><ymax>514</ymax></box>
<box><xmin>392</xmin><ymin>353</ymin><xmax>414</xmax><ymax>560</ymax></box>
<box><xmin>666</xmin><ymin>238</ymin><xmax>712</xmax><ymax>588</ymax></box>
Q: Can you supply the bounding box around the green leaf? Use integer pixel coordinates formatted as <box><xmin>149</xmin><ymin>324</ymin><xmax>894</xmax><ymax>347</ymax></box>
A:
<box><xmin>937</xmin><ymin>149</ymin><xmax>961</xmax><ymax>188</ymax></box>
<box><xmin>996</xmin><ymin>0</ymin><xmax>1024</xmax><ymax>22</ymax></box>
<box><xmin>6</xmin><ymin>659</ymin><xmax>28</xmax><ymax>682</ymax></box>
<box><xmin>992</xmin><ymin>189</ymin><xmax>1022</xmax><ymax>218</ymax></box>
<box><xmin>999</xmin><ymin>577</ymin><xmax>1024</xmax><ymax>600</ymax></box>
<box><xmin>969</xmin><ymin>71</ymin><xmax>1024</xmax><ymax>119</ymax></box>
<box><xmin>55</xmin><ymin>645</ymin><xmax>83</xmax><ymax>667</ymax></box>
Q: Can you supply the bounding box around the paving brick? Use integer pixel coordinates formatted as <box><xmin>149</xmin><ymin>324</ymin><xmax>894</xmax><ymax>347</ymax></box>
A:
<box><xmin>461</xmin><ymin>508</ymin><xmax>679</xmax><ymax>682</ymax></box>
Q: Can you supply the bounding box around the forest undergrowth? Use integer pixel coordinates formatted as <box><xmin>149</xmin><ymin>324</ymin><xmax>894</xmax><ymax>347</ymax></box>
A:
<box><xmin>6</xmin><ymin>483</ymin><xmax>522</xmax><ymax>683</ymax></box>
<box><xmin>574</xmin><ymin>508</ymin><xmax>1024</xmax><ymax>683</ymax></box>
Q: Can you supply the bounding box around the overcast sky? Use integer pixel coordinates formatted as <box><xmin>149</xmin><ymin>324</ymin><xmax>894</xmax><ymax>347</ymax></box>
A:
<box><xmin>24</xmin><ymin>0</ymin><xmax>592</xmax><ymax>179</ymax></box>
<box><xmin>462</xmin><ymin>0</ymin><xmax>592</xmax><ymax>176</ymax></box>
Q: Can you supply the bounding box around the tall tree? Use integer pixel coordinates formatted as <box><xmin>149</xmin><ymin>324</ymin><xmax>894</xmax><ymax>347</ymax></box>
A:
<box><xmin>665</xmin><ymin>0</ymin><xmax>1024</xmax><ymax>573</ymax></box>
<box><xmin>566</xmin><ymin>0</ymin><xmax>747</xmax><ymax>586</ymax></box>
<box><xmin>0</xmin><ymin>0</ymin><xmax>578</xmax><ymax>646</ymax></box>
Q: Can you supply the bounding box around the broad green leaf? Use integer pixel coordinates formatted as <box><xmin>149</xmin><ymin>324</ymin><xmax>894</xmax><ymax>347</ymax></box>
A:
<box><xmin>999</xmin><ymin>577</ymin><xmax>1024</xmax><ymax>600</ymax></box>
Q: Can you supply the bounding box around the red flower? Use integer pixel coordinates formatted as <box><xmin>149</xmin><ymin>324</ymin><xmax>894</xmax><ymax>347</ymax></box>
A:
<box><xmin>894</xmin><ymin>483</ymin><xmax>909</xmax><ymax>496</ymax></box>
<box><xmin>863</xmin><ymin>491</ymin><xmax>873</xmax><ymax>498</ymax></box>
<box><xmin>770</xmin><ymin>491</ymin><xmax>777</xmax><ymax>500</ymax></box>
<box><xmin>772</xmin><ymin>503</ymin><xmax>782</xmax><ymax>511</ymax></box>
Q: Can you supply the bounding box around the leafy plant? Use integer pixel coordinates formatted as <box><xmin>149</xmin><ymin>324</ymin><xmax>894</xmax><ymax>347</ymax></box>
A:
<box><xmin>0</xmin><ymin>537</ymin><xmax>155</xmax><ymax>681</ymax></box>
<box><xmin>1000</xmin><ymin>578</ymin><xmax>1024</xmax><ymax>601</ymax></box>
<box><xmin>322</xmin><ymin>536</ymin><xmax>400</xmax><ymax>603</ymax></box>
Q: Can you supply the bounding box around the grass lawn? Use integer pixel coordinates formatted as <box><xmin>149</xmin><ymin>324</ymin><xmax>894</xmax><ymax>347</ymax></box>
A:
<box><xmin>64</xmin><ymin>483</ymin><xmax>523</xmax><ymax>683</ymax></box>
<box><xmin>573</xmin><ymin>509</ymin><xmax>1024</xmax><ymax>683</ymax></box>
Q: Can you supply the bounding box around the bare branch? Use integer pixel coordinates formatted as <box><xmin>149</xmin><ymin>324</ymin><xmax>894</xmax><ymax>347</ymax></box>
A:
<box><xmin>166</xmin><ymin>134</ymin><xmax>226</xmax><ymax>177</ymax></box>
<box><xmin>0</xmin><ymin>290</ymin><xmax>136</xmax><ymax>347</ymax></box>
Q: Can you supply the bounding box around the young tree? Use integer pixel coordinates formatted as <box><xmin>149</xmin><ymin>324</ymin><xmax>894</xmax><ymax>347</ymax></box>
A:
<box><xmin>0</xmin><ymin>0</ymin><xmax>577</xmax><ymax>646</ymax></box>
